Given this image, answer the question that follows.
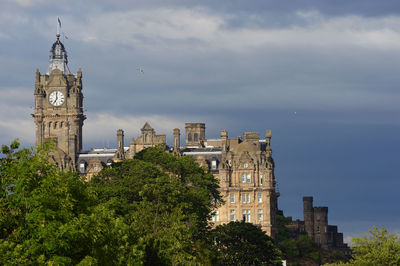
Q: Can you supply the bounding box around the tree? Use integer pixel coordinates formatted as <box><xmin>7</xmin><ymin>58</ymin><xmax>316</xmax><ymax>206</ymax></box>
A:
<box><xmin>0</xmin><ymin>143</ymin><xmax>222</xmax><ymax>264</ymax></box>
<box><xmin>0</xmin><ymin>141</ymin><xmax>93</xmax><ymax>264</ymax></box>
<box><xmin>347</xmin><ymin>226</ymin><xmax>400</xmax><ymax>266</ymax></box>
<box><xmin>211</xmin><ymin>221</ymin><xmax>282</xmax><ymax>265</ymax></box>
<box><xmin>88</xmin><ymin>146</ymin><xmax>222</xmax><ymax>265</ymax></box>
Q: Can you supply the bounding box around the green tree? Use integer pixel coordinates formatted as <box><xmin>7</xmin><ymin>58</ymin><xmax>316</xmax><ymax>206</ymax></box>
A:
<box><xmin>0</xmin><ymin>141</ymin><xmax>91</xmax><ymax>264</ymax></box>
<box><xmin>211</xmin><ymin>221</ymin><xmax>282</xmax><ymax>265</ymax></box>
<box><xmin>0</xmin><ymin>143</ymin><xmax>221</xmax><ymax>265</ymax></box>
<box><xmin>88</xmin><ymin>146</ymin><xmax>222</xmax><ymax>265</ymax></box>
<box><xmin>347</xmin><ymin>226</ymin><xmax>400</xmax><ymax>266</ymax></box>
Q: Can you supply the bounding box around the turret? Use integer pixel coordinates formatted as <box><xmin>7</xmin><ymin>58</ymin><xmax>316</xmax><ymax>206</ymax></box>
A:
<box><xmin>127</xmin><ymin>137</ymin><xmax>136</xmax><ymax>159</ymax></box>
<box><xmin>303</xmin><ymin>196</ymin><xmax>315</xmax><ymax>241</ymax></box>
<box><xmin>221</xmin><ymin>129</ymin><xmax>228</xmax><ymax>152</ymax></box>
<box><xmin>185</xmin><ymin>123</ymin><xmax>205</xmax><ymax>147</ymax></box>
<box><xmin>314</xmin><ymin>206</ymin><xmax>329</xmax><ymax>246</ymax></box>
<box><xmin>114</xmin><ymin>129</ymin><xmax>125</xmax><ymax>162</ymax></box>
<box><xmin>266</xmin><ymin>130</ymin><xmax>272</xmax><ymax>152</ymax></box>
<box><xmin>173</xmin><ymin>128</ymin><xmax>180</xmax><ymax>155</ymax></box>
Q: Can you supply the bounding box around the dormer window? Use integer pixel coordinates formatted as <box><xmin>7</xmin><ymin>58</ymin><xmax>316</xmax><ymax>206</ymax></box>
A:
<box><xmin>211</xmin><ymin>160</ymin><xmax>217</xmax><ymax>170</ymax></box>
<box><xmin>79</xmin><ymin>162</ymin><xmax>86</xmax><ymax>173</ymax></box>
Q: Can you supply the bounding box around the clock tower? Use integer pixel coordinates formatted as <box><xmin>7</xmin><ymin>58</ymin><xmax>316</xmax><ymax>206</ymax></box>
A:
<box><xmin>32</xmin><ymin>33</ymin><xmax>85</xmax><ymax>170</ymax></box>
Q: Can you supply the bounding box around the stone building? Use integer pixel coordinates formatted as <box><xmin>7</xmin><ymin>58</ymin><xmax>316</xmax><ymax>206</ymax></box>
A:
<box><xmin>179</xmin><ymin>123</ymin><xmax>279</xmax><ymax>238</ymax></box>
<box><xmin>32</xmin><ymin>33</ymin><xmax>85</xmax><ymax>171</ymax></box>
<box><xmin>284</xmin><ymin>197</ymin><xmax>351</xmax><ymax>254</ymax></box>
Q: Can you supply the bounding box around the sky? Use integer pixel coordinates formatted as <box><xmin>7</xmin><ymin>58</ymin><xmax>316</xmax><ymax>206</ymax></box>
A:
<box><xmin>0</xmin><ymin>0</ymin><xmax>399</xmax><ymax>242</ymax></box>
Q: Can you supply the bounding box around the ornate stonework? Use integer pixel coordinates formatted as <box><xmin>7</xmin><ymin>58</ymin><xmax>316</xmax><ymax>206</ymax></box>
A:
<box><xmin>32</xmin><ymin>35</ymin><xmax>85</xmax><ymax>170</ymax></box>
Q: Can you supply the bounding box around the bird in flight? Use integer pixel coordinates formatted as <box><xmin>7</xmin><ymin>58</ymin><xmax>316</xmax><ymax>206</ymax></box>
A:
<box><xmin>137</xmin><ymin>67</ymin><xmax>144</xmax><ymax>74</ymax></box>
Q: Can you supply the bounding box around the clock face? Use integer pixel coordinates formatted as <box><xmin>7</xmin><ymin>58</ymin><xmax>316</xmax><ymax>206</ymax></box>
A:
<box><xmin>49</xmin><ymin>91</ymin><xmax>65</xmax><ymax>106</ymax></box>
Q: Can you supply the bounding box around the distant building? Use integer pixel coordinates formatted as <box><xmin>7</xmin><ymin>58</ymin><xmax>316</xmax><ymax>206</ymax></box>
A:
<box><xmin>284</xmin><ymin>197</ymin><xmax>351</xmax><ymax>254</ymax></box>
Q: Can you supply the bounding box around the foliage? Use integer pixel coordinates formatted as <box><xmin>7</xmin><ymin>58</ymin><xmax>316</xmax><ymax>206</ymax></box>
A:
<box><xmin>0</xmin><ymin>141</ymin><xmax>98</xmax><ymax>264</ymax></box>
<box><xmin>1</xmin><ymin>142</ymin><xmax>286</xmax><ymax>265</ymax></box>
<box><xmin>0</xmin><ymin>143</ymin><xmax>222</xmax><ymax>265</ymax></box>
<box><xmin>276</xmin><ymin>214</ymin><xmax>347</xmax><ymax>266</ymax></box>
<box><xmin>347</xmin><ymin>226</ymin><xmax>400</xmax><ymax>266</ymax></box>
<box><xmin>211</xmin><ymin>221</ymin><xmax>282</xmax><ymax>265</ymax></box>
<box><xmin>88</xmin><ymin>146</ymin><xmax>222</xmax><ymax>265</ymax></box>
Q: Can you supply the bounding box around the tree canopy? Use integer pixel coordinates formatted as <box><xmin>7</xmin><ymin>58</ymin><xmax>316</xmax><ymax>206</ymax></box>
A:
<box><xmin>0</xmin><ymin>143</ymin><xmax>225</xmax><ymax>265</ymax></box>
<box><xmin>348</xmin><ymin>226</ymin><xmax>400</xmax><ymax>266</ymax></box>
<box><xmin>0</xmin><ymin>142</ymin><xmax>288</xmax><ymax>265</ymax></box>
<box><xmin>211</xmin><ymin>221</ymin><xmax>282</xmax><ymax>265</ymax></box>
<box><xmin>88</xmin><ymin>146</ymin><xmax>222</xmax><ymax>264</ymax></box>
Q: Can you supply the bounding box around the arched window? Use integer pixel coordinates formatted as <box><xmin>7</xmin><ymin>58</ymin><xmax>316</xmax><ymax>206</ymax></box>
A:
<box><xmin>194</xmin><ymin>133</ymin><xmax>198</xmax><ymax>141</ymax></box>
<box><xmin>188</xmin><ymin>133</ymin><xmax>192</xmax><ymax>141</ymax></box>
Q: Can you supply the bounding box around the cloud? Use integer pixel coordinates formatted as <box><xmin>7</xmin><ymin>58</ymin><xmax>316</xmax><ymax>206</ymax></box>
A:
<box><xmin>9</xmin><ymin>0</ymin><xmax>50</xmax><ymax>8</ymax></box>
<box><xmin>0</xmin><ymin>87</ymin><xmax>35</xmax><ymax>146</ymax></box>
<box><xmin>49</xmin><ymin>8</ymin><xmax>400</xmax><ymax>53</ymax></box>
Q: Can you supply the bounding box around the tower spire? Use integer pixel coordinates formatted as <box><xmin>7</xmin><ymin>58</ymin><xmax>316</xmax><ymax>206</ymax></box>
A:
<box><xmin>48</xmin><ymin>17</ymin><xmax>70</xmax><ymax>74</ymax></box>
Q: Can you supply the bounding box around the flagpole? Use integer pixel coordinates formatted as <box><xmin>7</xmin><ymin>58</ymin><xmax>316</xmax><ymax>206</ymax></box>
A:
<box><xmin>57</xmin><ymin>17</ymin><xmax>60</xmax><ymax>36</ymax></box>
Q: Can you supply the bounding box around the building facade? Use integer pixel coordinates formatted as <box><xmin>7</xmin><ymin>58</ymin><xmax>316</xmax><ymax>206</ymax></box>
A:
<box><xmin>32</xmin><ymin>33</ymin><xmax>85</xmax><ymax>171</ymax></box>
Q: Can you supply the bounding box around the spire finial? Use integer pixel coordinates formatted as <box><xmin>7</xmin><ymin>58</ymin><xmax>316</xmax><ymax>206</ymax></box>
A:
<box><xmin>56</xmin><ymin>17</ymin><xmax>61</xmax><ymax>38</ymax></box>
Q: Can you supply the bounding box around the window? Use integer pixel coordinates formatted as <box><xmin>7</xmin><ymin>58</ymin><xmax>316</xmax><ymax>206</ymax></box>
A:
<box><xmin>242</xmin><ymin>193</ymin><xmax>250</xmax><ymax>203</ymax></box>
<box><xmin>230</xmin><ymin>193</ymin><xmax>235</xmax><ymax>203</ymax></box>
<box><xmin>260</xmin><ymin>175</ymin><xmax>263</xmax><ymax>185</ymax></box>
<box><xmin>211</xmin><ymin>210</ymin><xmax>219</xmax><ymax>222</ymax></box>
<box><xmin>194</xmin><ymin>133</ymin><xmax>198</xmax><ymax>141</ymax></box>
<box><xmin>258</xmin><ymin>209</ymin><xmax>263</xmax><ymax>221</ymax></box>
<box><xmin>79</xmin><ymin>162</ymin><xmax>85</xmax><ymax>173</ymax></box>
<box><xmin>243</xmin><ymin>209</ymin><xmax>251</xmax><ymax>222</ymax></box>
<box><xmin>258</xmin><ymin>193</ymin><xmax>262</xmax><ymax>203</ymax></box>
<box><xmin>241</xmin><ymin>173</ymin><xmax>251</xmax><ymax>183</ymax></box>
<box><xmin>230</xmin><ymin>210</ymin><xmax>236</xmax><ymax>221</ymax></box>
<box><xmin>188</xmin><ymin>133</ymin><xmax>192</xmax><ymax>141</ymax></box>
<box><xmin>243</xmin><ymin>163</ymin><xmax>248</xmax><ymax>168</ymax></box>
<box><xmin>211</xmin><ymin>160</ymin><xmax>217</xmax><ymax>170</ymax></box>
<box><xmin>93</xmin><ymin>166</ymin><xmax>98</xmax><ymax>171</ymax></box>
